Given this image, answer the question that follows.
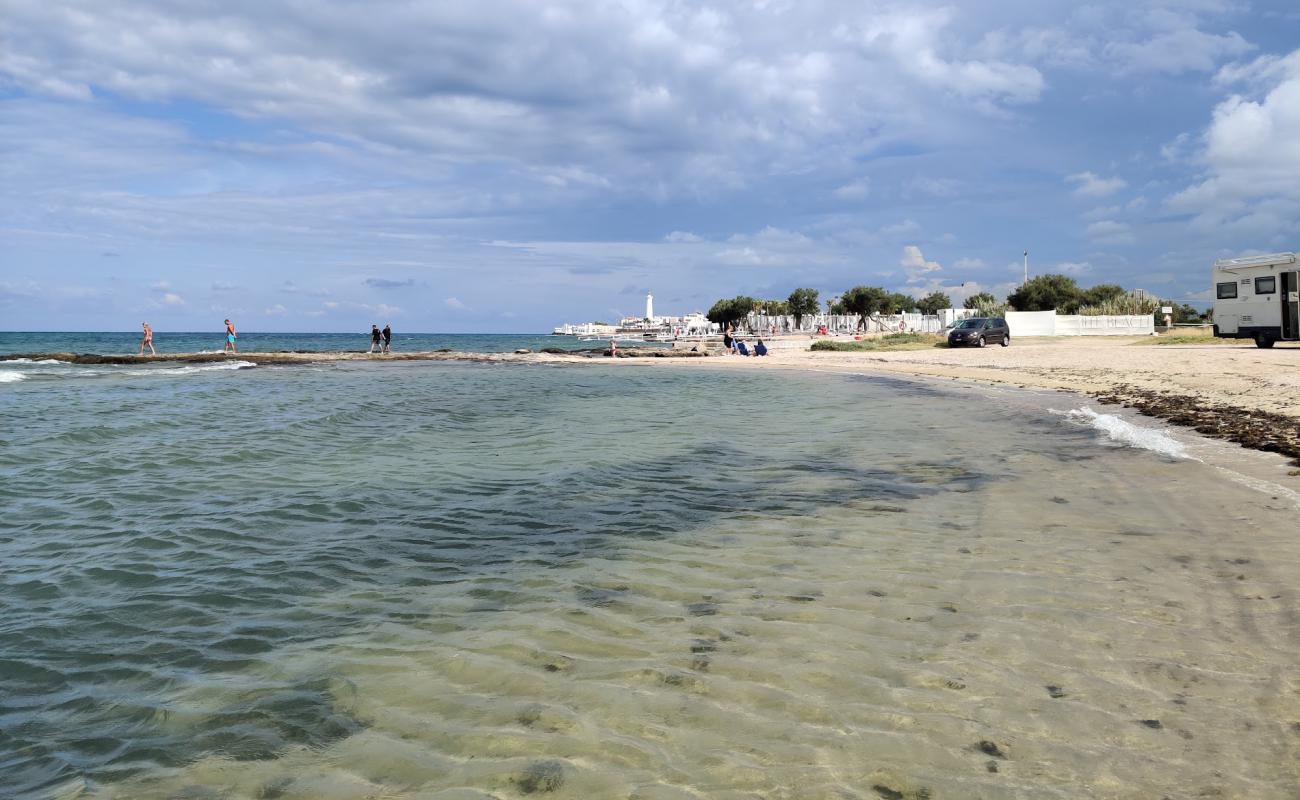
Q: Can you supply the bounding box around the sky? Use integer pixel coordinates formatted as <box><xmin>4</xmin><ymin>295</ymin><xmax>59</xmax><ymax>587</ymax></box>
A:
<box><xmin>3</xmin><ymin>1</ymin><xmax>1300</xmax><ymax>332</ymax></box>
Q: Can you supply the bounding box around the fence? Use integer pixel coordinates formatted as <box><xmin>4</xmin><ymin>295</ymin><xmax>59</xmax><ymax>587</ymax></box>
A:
<box><xmin>1005</xmin><ymin>310</ymin><xmax>1155</xmax><ymax>337</ymax></box>
<box><xmin>740</xmin><ymin>310</ymin><xmax>974</xmax><ymax>335</ymax></box>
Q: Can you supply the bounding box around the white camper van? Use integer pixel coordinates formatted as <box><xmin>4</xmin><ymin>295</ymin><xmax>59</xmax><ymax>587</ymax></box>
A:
<box><xmin>1212</xmin><ymin>252</ymin><xmax>1300</xmax><ymax>348</ymax></box>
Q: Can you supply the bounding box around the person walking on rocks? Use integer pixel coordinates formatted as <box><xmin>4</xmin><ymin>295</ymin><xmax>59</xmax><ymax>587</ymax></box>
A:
<box><xmin>223</xmin><ymin>319</ymin><xmax>237</xmax><ymax>354</ymax></box>
<box><xmin>382</xmin><ymin>324</ymin><xmax>392</xmax><ymax>354</ymax></box>
<box><xmin>369</xmin><ymin>324</ymin><xmax>382</xmax><ymax>354</ymax></box>
<box><xmin>139</xmin><ymin>322</ymin><xmax>155</xmax><ymax>355</ymax></box>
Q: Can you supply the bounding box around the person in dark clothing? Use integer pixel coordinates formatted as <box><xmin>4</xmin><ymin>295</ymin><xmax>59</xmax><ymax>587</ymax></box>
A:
<box><xmin>381</xmin><ymin>324</ymin><xmax>392</xmax><ymax>353</ymax></box>
<box><xmin>754</xmin><ymin>339</ymin><xmax>768</xmax><ymax>356</ymax></box>
<box><xmin>369</xmin><ymin>324</ymin><xmax>381</xmax><ymax>354</ymax></box>
<box><xmin>722</xmin><ymin>324</ymin><xmax>734</xmax><ymax>353</ymax></box>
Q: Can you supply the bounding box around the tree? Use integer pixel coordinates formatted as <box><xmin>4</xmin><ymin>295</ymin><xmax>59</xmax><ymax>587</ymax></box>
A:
<box><xmin>1081</xmin><ymin>283</ymin><xmax>1124</xmax><ymax>307</ymax></box>
<box><xmin>787</xmin><ymin>287</ymin><xmax>820</xmax><ymax>328</ymax></box>
<box><xmin>1007</xmin><ymin>274</ymin><xmax>1083</xmax><ymax>313</ymax></box>
<box><xmin>917</xmin><ymin>291</ymin><xmax>951</xmax><ymax>315</ymax></box>
<box><xmin>963</xmin><ymin>292</ymin><xmax>995</xmax><ymax>310</ymax></box>
<box><xmin>885</xmin><ymin>292</ymin><xmax>917</xmax><ymax>313</ymax></box>
<box><xmin>706</xmin><ymin>296</ymin><xmax>757</xmax><ymax>328</ymax></box>
<box><xmin>840</xmin><ymin>285</ymin><xmax>889</xmax><ymax>329</ymax></box>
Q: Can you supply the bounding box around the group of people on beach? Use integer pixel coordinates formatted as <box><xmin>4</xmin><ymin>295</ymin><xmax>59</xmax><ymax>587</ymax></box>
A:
<box><xmin>370</xmin><ymin>324</ymin><xmax>393</xmax><ymax>354</ymax></box>
<box><xmin>722</xmin><ymin>324</ymin><xmax>768</xmax><ymax>357</ymax></box>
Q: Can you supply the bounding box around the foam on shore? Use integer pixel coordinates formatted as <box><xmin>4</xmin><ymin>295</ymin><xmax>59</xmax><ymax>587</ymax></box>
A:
<box><xmin>1056</xmin><ymin>406</ymin><xmax>1194</xmax><ymax>460</ymax></box>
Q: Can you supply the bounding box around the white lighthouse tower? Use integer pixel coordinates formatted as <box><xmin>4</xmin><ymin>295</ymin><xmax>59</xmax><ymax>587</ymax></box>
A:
<box><xmin>645</xmin><ymin>292</ymin><xmax>654</xmax><ymax>322</ymax></box>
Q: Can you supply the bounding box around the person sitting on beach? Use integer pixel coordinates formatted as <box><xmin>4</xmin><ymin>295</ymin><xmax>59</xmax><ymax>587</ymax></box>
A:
<box><xmin>754</xmin><ymin>339</ymin><xmax>768</xmax><ymax>356</ymax></box>
<box><xmin>139</xmin><ymin>322</ymin><xmax>155</xmax><ymax>356</ymax></box>
<box><xmin>736</xmin><ymin>340</ymin><xmax>751</xmax><ymax>356</ymax></box>
<box><xmin>369</xmin><ymin>324</ymin><xmax>381</xmax><ymax>354</ymax></box>
<box><xmin>382</xmin><ymin>324</ymin><xmax>392</xmax><ymax>353</ymax></box>
<box><xmin>223</xmin><ymin>319</ymin><xmax>237</xmax><ymax>354</ymax></box>
<box><xmin>723</xmin><ymin>324</ymin><xmax>734</xmax><ymax>353</ymax></box>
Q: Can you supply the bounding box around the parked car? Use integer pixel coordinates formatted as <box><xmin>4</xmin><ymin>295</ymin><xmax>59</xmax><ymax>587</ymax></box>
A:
<box><xmin>948</xmin><ymin>317</ymin><xmax>1010</xmax><ymax>347</ymax></box>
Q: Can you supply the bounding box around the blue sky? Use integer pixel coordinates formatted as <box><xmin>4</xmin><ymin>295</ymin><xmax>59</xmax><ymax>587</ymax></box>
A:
<box><xmin>3</xmin><ymin>0</ymin><xmax>1299</xmax><ymax>332</ymax></box>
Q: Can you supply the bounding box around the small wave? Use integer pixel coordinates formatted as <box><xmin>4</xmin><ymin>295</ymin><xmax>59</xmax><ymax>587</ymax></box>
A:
<box><xmin>121</xmin><ymin>361</ymin><xmax>256</xmax><ymax>377</ymax></box>
<box><xmin>1057</xmin><ymin>406</ymin><xmax>1194</xmax><ymax>460</ymax></box>
<box><xmin>0</xmin><ymin>370</ymin><xmax>26</xmax><ymax>383</ymax></box>
<box><xmin>0</xmin><ymin>358</ymin><xmax>68</xmax><ymax>365</ymax></box>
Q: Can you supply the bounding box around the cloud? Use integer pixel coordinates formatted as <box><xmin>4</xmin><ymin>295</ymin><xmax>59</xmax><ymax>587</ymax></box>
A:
<box><xmin>953</xmin><ymin>257</ymin><xmax>985</xmax><ymax>270</ymax></box>
<box><xmin>444</xmin><ymin>297</ymin><xmax>466</xmax><ymax>309</ymax></box>
<box><xmin>879</xmin><ymin>219</ymin><xmax>922</xmax><ymax>238</ymax></box>
<box><xmin>900</xmin><ymin>245</ymin><xmax>942</xmax><ymax>283</ymax></box>
<box><xmin>264</xmin><ymin>303</ymin><xmax>287</xmax><ymax>316</ymax></box>
<box><xmin>833</xmin><ymin>179</ymin><xmax>871</xmax><ymax>201</ymax></box>
<box><xmin>364</xmin><ymin>277</ymin><xmax>416</xmax><ymax>289</ymax></box>
<box><xmin>664</xmin><ymin>231</ymin><xmax>703</xmax><ymax>243</ymax></box>
<box><xmin>1104</xmin><ymin>28</ymin><xmax>1252</xmax><ymax>75</ymax></box>
<box><xmin>1085</xmin><ymin>220</ymin><xmax>1133</xmax><ymax>244</ymax></box>
<box><xmin>1067</xmin><ymin>172</ymin><xmax>1127</xmax><ymax>197</ymax></box>
<box><xmin>150</xmin><ymin>280</ymin><xmax>171</xmax><ymax>290</ymax></box>
<box><xmin>161</xmin><ymin>292</ymin><xmax>185</xmax><ymax>306</ymax></box>
<box><xmin>1053</xmin><ymin>261</ymin><xmax>1093</xmax><ymax>276</ymax></box>
<box><xmin>211</xmin><ymin>281</ymin><xmax>241</xmax><ymax>292</ymax></box>
<box><xmin>860</xmin><ymin>9</ymin><xmax>1044</xmax><ymax>105</ymax></box>
<box><xmin>1168</xmin><ymin>48</ymin><xmax>1300</xmax><ymax>233</ymax></box>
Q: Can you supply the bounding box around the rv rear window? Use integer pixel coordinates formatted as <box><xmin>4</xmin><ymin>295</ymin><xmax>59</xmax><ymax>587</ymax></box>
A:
<box><xmin>1217</xmin><ymin>282</ymin><xmax>1238</xmax><ymax>299</ymax></box>
<box><xmin>1255</xmin><ymin>276</ymin><xmax>1276</xmax><ymax>294</ymax></box>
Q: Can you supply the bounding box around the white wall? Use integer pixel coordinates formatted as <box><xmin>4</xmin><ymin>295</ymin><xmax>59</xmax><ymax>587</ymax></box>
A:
<box><xmin>1004</xmin><ymin>310</ymin><xmax>1057</xmax><ymax>336</ymax></box>
<box><xmin>1005</xmin><ymin>310</ymin><xmax>1154</xmax><ymax>336</ymax></box>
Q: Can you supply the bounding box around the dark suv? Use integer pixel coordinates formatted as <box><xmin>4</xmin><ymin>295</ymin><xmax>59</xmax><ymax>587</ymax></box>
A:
<box><xmin>947</xmin><ymin>317</ymin><xmax>1010</xmax><ymax>347</ymax></box>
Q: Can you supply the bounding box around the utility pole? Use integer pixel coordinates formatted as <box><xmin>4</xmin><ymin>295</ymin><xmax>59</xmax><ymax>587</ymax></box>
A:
<box><xmin>1023</xmin><ymin>250</ymin><xmax>1028</xmax><ymax>286</ymax></box>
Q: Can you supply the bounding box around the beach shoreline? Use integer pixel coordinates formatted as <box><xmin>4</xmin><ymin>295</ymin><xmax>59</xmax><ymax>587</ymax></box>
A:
<box><xmin>9</xmin><ymin>337</ymin><xmax>1300</xmax><ymax>467</ymax></box>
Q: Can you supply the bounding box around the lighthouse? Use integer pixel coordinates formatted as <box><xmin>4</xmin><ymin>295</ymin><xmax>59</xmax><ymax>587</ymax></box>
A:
<box><xmin>645</xmin><ymin>292</ymin><xmax>654</xmax><ymax>322</ymax></box>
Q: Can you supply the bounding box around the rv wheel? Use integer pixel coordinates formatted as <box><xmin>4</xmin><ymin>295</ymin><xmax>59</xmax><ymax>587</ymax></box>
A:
<box><xmin>1254</xmin><ymin>333</ymin><xmax>1275</xmax><ymax>349</ymax></box>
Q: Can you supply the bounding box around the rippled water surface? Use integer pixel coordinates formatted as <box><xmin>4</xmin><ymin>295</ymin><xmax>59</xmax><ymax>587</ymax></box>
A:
<box><xmin>3</xmin><ymin>361</ymin><xmax>1300</xmax><ymax>799</ymax></box>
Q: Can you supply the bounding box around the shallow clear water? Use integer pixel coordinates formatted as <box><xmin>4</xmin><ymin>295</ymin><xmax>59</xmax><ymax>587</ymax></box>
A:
<box><xmin>3</xmin><ymin>361</ymin><xmax>1299</xmax><ymax>799</ymax></box>
<box><xmin>0</xmin><ymin>332</ymin><xmax>641</xmax><ymax>357</ymax></box>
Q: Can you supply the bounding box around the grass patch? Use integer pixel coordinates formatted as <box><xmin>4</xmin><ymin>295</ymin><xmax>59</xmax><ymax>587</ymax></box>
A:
<box><xmin>1131</xmin><ymin>334</ymin><xmax>1238</xmax><ymax>346</ymax></box>
<box><xmin>811</xmin><ymin>333</ymin><xmax>946</xmax><ymax>352</ymax></box>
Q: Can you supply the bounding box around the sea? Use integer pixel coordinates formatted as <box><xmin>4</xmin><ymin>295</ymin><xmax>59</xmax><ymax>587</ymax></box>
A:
<box><xmin>3</xmin><ymin>342</ymin><xmax>1300</xmax><ymax>799</ymax></box>
<box><xmin>0</xmin><ymin>332</ymin><xmax>633</xmax><ymax>358</ymax></box>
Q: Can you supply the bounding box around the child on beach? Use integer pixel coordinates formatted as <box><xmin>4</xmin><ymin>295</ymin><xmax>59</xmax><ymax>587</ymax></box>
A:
<box><xmin>139</xmin><ymin>322</ymin><xmax>155</xmax><ymax>355</ymax></box>
<box><xmin>223</xmin><ymin>319</ymin><xmax>237</xmax><ymax>353</ymax></box>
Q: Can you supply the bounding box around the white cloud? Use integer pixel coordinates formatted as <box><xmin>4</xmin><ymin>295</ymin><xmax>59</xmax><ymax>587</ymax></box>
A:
<box><xmin>444</xmin><ymin>297</ymin><xmax>466</xmax><ymax>309</ymax></box>
<box><xmin>161</xmin><ymin>292</ymin><xmax>185</xmax><ymax>305</ymax></box>
<box><xmin>1067</xmin><ymin>171</ymin><xmax>1127</xmax><ymax>197</ymax></box>
<box><xmin>953</xmin><ymin>257</ymin><xmax>985</xmax><ymax>270</ymax></box>
<box><xmin>150</xmin><ymin>280</ymin><xmax>171</xmax><ymax>290</ymax></box>
<box><xmin>879</xmin><ymin>219</ymin><xmax>922</xmax><ymax>237</ymax></box>
<box><xmin>264</xmin><ymin>303</ymin><xmax>287</xmax><ymax>316</ymax></box>
<box><xmin>833</xmin><ymin>178</ymin><xmax>871</xmax><ymax>200</ymax></box>
<box><xmin>664</xmin><ymin>231</ymin><xmax>703</xmax><ymax>243</ymax></box>
<box><xmin>860</xmin><ymin>9</ymin><xmax>1044</xmax><ymax>105</ymax></box>
<box><xmin>1168</xmin><ymin>48</ymin><xmax>1300</xmax><ymax>233</ymax></box>
<box><xmin>900</xmin><ymin>245</ymin><xmax>942</xmax><ymax>283</ymax></box>
<box><xmin>1053</xmin><ymin>261</ymin><xmax>1093</xmax><ymax>276</ymax></box>
<box><xmin>1104</xmin><ymin>28</ymin><xmax>1252</xmax><ymax>75</ymax></box>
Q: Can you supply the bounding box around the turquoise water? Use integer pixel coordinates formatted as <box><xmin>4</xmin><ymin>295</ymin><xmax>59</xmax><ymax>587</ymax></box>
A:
<box><xmin>4</xmin><ymin>360</ymin><xmax>1300</xmax><ymax>798</ymax></box>
<box><xmin>0</xmin><ymin>332</ymin><xmax>644</xmax><ymax>356</ymax></box>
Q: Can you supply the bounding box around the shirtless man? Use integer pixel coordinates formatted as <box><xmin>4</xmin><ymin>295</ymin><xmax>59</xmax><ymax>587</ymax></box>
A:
<box><xmin>139</xmin><ymin>322</ymin><xmax>155</xmax><ymax>355</ymax></box>
<box><xmin>224</xmin><ymin>319</ymin><xmax>237</xmax><ymax>354</ymax></box>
